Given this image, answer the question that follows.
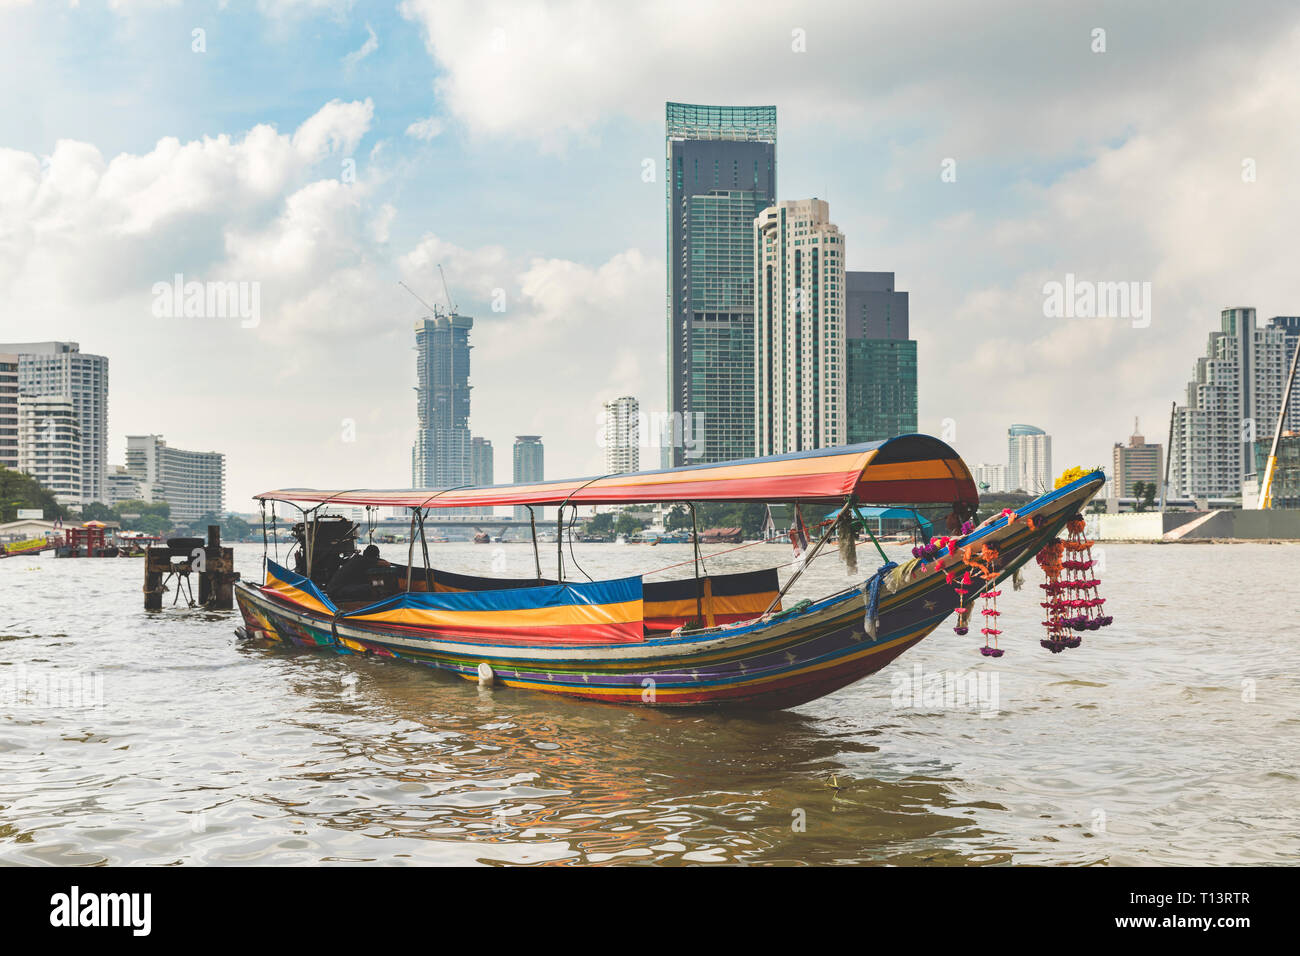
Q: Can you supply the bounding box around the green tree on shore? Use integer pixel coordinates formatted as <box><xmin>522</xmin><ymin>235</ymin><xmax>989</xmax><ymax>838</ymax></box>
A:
<box><xmin>586</xmin><ymin>512</ymin><xmax>615</xmax><ymax>537</ymax></box>
<box><xmin>1132</xmin><ymin>481</ymin><xmax>1158</xmax><ymax>512</ymax></box>
<box><xmin>662</xmin><ymin>502</ymin><xmax>766</xmax><ymax>538</ymax></box>
<box><xmin>613</xmin><ymin>512</ymin><xmax>644</xmax><ymax>536</ymax></box>
<box><xmin>0</xmin><ymin>467</ymin><xmax>70</xmax><ymax>523</ymax></box>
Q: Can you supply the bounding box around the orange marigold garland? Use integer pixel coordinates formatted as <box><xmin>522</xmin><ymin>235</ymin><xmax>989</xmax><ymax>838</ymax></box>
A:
<box><xmin>979</xmin><ymin>587</ymin><xmax>1003</xmax><ymax>657</ymax></box>
<box><xmin>950</xmin><ymin>568</ymin><xmax>972</xmax><ymax>635</ymax></box>
<box><xmin>945</xmin><ymin>540</ymin><xmax>1003</xmax><ymax>651</ymax></box>
<box><xmin>1035</xmin><ymin>514</ymin><xmax>1113</xmax><ymax>653</ymax></box>
<box><xmin>1036</xmin><ymin>539</ymin><xmax>1073</xmax><ymax>652</ymax></box>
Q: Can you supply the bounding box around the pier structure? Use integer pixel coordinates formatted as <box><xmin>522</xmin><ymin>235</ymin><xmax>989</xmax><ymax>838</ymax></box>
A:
<box><xmin>144</xmin><ymin>524</ymin><xmax>240</xmax><ymax>610</ymax></box>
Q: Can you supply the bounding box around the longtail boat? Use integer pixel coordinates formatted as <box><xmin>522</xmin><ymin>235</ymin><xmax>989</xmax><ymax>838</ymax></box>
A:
<box><xmin>235</xmin><ymin>435</ymin><xmax>1107</xmax><ymax>709</ymax></box>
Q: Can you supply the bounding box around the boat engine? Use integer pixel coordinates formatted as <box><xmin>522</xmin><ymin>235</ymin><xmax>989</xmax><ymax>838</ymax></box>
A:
<box><xmin>291</xmin><ymin>515</ymin><xmax>359</xmax><ymax>585</ymax></box>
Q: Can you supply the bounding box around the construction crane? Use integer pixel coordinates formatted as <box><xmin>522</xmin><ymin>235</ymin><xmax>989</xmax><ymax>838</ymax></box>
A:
<box><xmin>1258</xmin><ymin>332</ymin><xmax>1300</xmax><ymax>509</ymax></box>
<box><xmin>398</xmin><ymin>280</ymin><xmax>443</xmax><ymax>318</ymax></box>
<box><xmin>437</xmin><ymin>263</ymin><xmax>457</xmax><ymax>314</ymax></box>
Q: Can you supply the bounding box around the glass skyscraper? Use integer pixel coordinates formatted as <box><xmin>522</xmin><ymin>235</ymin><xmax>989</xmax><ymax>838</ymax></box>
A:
<box><xmin>470</xmin><ymin>436</ymin><xmax>494</xmax><ymax>487</ymax></box>
<box><xmin>666</xmin><ymin>102</ymin><xmax>776</xmax><ymax>466</ymax></box>
<box><xmin>843</xmin><ymin>271</ymin><xmax>916</xmax><ymax>445</ymax></box>
<box><xmin>512</xmin><ymin>435</ymin><xmax>544</xmax><ymax>521</ymax></box>
<box><xmin>412</xmin><ymin>314</ymin><xmax>473</xmax><ymax>491</ymax></box>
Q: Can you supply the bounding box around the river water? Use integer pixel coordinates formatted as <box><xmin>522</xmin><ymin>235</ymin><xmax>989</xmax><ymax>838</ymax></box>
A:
<box><xmin>1</xmin><ymin>540</ymin><xmax>1296</xmax><ymax>866</ymax></box>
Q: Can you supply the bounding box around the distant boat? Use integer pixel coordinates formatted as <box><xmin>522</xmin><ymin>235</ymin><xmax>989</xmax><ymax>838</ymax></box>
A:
<box><xmin>654</xmin><ymin>531</ymin><xmax>692</xmax><ymax>544</ymax></box>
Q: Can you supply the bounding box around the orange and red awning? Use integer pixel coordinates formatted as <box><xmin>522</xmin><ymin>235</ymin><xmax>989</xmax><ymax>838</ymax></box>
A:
<box><xmin>255</xmin><ymin>435</ymin><xmax>977</xmax><ymax>510</ymax></box>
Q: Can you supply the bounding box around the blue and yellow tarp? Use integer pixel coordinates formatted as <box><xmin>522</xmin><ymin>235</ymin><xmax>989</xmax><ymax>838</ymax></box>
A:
<box><xmin>340</xmin><ymin>575</ymin><xmax>645</xmax><ymax>644</ymax></box>
<box><xmin>264</xmin><ymin>560</ymin><xmax>338</xmax><ymax>615</ymax></box>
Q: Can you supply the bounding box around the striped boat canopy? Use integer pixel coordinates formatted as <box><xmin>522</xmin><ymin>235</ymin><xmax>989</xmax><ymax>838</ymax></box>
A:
<box><xmin>256</xmin><ymin>434</ymin><xmax>977</xmax><ymax>510</ymax></box>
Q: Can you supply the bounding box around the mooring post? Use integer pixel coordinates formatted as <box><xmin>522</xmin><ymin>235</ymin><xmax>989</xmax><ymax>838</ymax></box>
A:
<box><xmin>144</xmin><ymin>546</ymin><xmax>166</xmax><ymax>611</ymax></box>
<box><xmin>199</xmin><ymin>523</ymin><xmax>237</xmax><ymax>610</ymax></box>
<box><xmin>198</xmin><ymin>525</ymin><xmax>218</xmax><ymax>606</ymax></box>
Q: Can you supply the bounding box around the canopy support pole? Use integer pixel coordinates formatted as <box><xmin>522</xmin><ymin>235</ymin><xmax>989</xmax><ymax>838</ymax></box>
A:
<box><xmin>405</xmin><ymin>508</ymin><xmax>418</xmax><ymax>592</ymax></box>
<box><xmin>556</xmin><ymin>506</ymin><xmax>565</xmax><ymax>583</ymax></box>
<box><xmin>527</xmin><ymin>506</ymin><xmax>542</xmax><ymax>583</ymax></box>
<box><xmin>260</xmin><ymin>500</ymin><xmax>268</xmax><ymax>584</ymax></box>
<box><xmin>551</xmin><ymin>473</ymin><xmax>612</xmax><ymax>586</ymax></box>
<box><xmin>854</xmin><ymin>504</ymin><xmax>890</xmax><ymax>565</ymax></box>
<box><xmin>303</xmin><ymin>506</ymin><xmax>317</xmax><ymax>579</ymax></box>
<box><xmin>417</xmin><ymin>509</ymin><xmax>432</xmax><ymax>590</ymax></box>
<box><xmin>763</xmin><ymin>497</ymin><xmax>851</xmax><ymax>617</ymax></box>
<box><xmin>689</xmin><ymin>501</ymin><xmax>704</xmax><ymax>623</ymax></box>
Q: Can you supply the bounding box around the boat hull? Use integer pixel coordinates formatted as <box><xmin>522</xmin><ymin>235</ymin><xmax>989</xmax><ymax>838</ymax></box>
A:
<box><xmin>236</xmin><ymin>474</ymin><xmax>1104</xmax><ymax>709</ymax></box>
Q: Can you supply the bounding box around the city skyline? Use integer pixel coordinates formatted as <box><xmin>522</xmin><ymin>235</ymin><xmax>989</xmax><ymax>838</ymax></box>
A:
<box><xmin>3</xmin><ymin>3</ymin><xmax>1300</xmax><ymax>507</ymax></box>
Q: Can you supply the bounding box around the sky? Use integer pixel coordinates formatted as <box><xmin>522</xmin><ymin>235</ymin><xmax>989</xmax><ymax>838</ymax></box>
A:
<box><xmin>2</xmin><ymin>0</ymin><xmax>1299</xmax><ymax>509</ymax></box>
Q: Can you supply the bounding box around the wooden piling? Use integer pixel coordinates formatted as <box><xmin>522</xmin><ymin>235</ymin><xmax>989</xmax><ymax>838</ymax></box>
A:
<box><xmin>144</xmin><ymin>546</ymin><xmax>168</xmax><ymax>611</ymax></box>
<box><xmin>198</xmin><ymin>524</ymin><xmax>238</xmax><ymax>610</ymax></box>
<box><xmin>144</xmin><ymin>525</ymin><xmax>238</xmax><ymax>611</ymax></box>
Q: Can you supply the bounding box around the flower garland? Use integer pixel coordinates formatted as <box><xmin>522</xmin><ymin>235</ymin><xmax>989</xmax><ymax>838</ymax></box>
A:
<box><xmin>1035</xmin><ymin>514</ymin><xmax>1113</xmax><ymax>653</ymax></box>
<box><xmin>979</xmin><ymin>587</ymin><xmax>1004</xmax><ymax>657</ymax></box>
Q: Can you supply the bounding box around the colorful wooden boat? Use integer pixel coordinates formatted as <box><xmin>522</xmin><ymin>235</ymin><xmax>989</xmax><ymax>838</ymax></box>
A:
<box><xmin>235</xmin><ymin>436</ymin><xmax>1106</xmax><ymax>709</ymax></box>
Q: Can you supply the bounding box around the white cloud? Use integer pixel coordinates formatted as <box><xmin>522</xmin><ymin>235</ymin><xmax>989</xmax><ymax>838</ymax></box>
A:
<box><xmin>291</xmin><ymin>98</ymin><xmax>373</xmax><ymax>163</ymax></box>
<box><xmin>0</xmin><ymin>100</ymin><xmax>374</xmax><ymax>300</ymax></box>
<box><xmin>398</xmin><ymin>0</ymin><xmax>1297</xmax><ymax>157</ymax></box>
<box><xmin>404</xmin><ymin>116</ymin><xmax>443</xmax><ymax>141</ymax></box>
<box><xmin>256</xmin><ymin>0</ymin><xmax>353</xmax><ymax>18</ymax></box>
<box><xmin>106</xmin><ymin>0</ymin><xmax>180</xmax><ymax>11</ymax></box>
<box><xmin>473</xmin><ymin>248</ymin><xmax>665</xmax><ymax>479</ymax></box>
<box><xmin>342</xmin><ymin>22</ymin><xmax>378</xmax><ymax>72</ymax></box>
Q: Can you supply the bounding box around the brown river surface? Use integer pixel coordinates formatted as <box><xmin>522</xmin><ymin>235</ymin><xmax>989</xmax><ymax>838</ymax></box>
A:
<box><xmin>2</xmin><ymin>540</ymin><xmax>1297</xmax><ymax>865</ymax></box>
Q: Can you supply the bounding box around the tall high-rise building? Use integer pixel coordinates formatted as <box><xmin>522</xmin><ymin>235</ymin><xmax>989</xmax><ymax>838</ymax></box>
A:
<box><xmin>666</xmin><ymin>102</ymin><xmax>777</xmax><ymax>466</ymax></box>
<box><xmin>1112</xmin><ymin>419</ymin><xmax>1163</xmax><ymax>497</ymax></box>
<box><xmin>844</xmin><ymin>271</ymin><xmax>916</xmax><ymax>443</ymax></box>
<box><xmin>1007</xmin><ymin>424</ymin><xmax>1052</xmax><ymax>493</ymax></box>
<box><xmin>1171</xmin><ymin>308</ymin><xmax>1289</xmax><ymax>498</ymax></box>
<box><xmin>0</xmin><ymin>341</ymin><xmax>108</xmax><ymax>503</ymax></box>
<box><xmin>470</xmin><ymin>436</ymin><xmax>494</xmax><ymax>487</ymax></box>
<box><xmin>602</xmin><ymin>396</ymin><xmax>640</xmax><ymax>474</ymax></box>
<box><xmin>411</xmin><ymin>314</ymin><xmax>474</xmax><ymax>491</ymax></box>
<box><xmin>974</xmin><ymin>463</ymin><xmax>1008</xmax><ymax>494</ymax></box>
<box><xmin>17</xmin><ymin>395</ymin><xmax>81</xmax><ymax>503</ymax></box>
<box><xmin>0</xmin><ymin>353</ymin><xmax>17</xmax><ymax>472</ymax></box>
<box><xmin>125</xmin><ymin>434</ymin><xmax>225</xmax><ymax>522</ymax></box>
<box><xmin>512</xmin><ymin>435</ymin><xmax>544</xmax><ymax>521</ymax></box>
<box><xmin>754</xmin><ymin>198</ymin><xmax>846</xmax><ymax>455</ymax></box>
